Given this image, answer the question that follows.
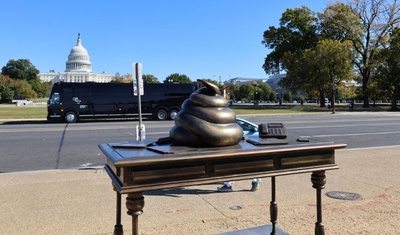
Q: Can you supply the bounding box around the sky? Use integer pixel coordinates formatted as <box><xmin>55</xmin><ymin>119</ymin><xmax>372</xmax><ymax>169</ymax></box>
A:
<box><xmin>0</xmin><ymin>0</ymin><xmax>329</xmax><ymax>82</ymax></box>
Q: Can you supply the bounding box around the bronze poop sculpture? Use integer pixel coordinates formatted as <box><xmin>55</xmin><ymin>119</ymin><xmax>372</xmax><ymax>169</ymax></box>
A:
<box><xmin>169</xmin><ymin>79</ymin><xmax>243</xmax><ymax>147</ymax></box>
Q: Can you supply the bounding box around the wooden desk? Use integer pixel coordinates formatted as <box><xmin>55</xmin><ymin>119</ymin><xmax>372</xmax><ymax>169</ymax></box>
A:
<box><xmin>99</xmin><ymin>138</ymin><xmax>346</xmax><ymax>235</ymax></box>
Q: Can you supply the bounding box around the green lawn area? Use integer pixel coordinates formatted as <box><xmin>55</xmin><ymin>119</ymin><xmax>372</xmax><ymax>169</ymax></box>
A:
<box><xmin>0</xmin><ymin>105</ymin><xmax>47</xmax><ymax>119</ymax></box>
<box><xmin>231</xmin><ymin>103</ymin><xmax>392</xmax><ymax>115</ymax></box>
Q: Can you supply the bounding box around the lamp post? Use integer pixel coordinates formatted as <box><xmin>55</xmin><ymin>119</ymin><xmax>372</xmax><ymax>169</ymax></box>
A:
<box><xmin>252</xmin><ymin>82</ymin><xmax>258</xmax><ymax>105</ymax></box>
<box><xmin>276</xmin><ymin>87</ymin><xmax>282</xmax><ymax>106</ymax></box>
<box><xmin>332</xmin><ymin>77</ymin><xmax>336</xmax><ymax>114</ymax></box>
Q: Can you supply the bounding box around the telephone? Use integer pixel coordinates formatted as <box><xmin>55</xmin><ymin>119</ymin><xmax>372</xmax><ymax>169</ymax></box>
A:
<box><xmin>258</xmin><ymin>123</ymin><xmax>287</xmax><ymax>139</ymax></box>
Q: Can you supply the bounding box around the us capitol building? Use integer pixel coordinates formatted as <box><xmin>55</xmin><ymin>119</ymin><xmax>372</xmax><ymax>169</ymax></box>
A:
<box><xmin>39</xmin><ymin>34</ymin><xmax>115</xmax><ymax>83</ymax></box>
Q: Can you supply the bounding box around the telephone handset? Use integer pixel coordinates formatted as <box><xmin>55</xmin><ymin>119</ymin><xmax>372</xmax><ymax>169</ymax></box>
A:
<box><xmin>258</xmin><ymin>123</ymin><xmax>287</xmax><ymax>139</ymax></box>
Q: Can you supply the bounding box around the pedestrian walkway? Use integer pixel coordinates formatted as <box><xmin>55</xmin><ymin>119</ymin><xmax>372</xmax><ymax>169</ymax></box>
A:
<box><xmin>0</xmin><ymin>147</ymin><xmax>399</xmax><ymax>235</ymax></box>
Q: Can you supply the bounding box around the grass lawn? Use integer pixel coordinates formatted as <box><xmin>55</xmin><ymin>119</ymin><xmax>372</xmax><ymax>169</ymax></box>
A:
<box><xmin>0</xmin><ymin>105</ymin><xmax>47</xmax><ymax>119</ymax></box>
<box><xmin>231</xmin><ymin>103</ymin><xmax>393</xmax><ymax>115</ymax></box>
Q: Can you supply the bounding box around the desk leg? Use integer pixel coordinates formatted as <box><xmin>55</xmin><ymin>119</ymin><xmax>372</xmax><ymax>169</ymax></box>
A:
<box><xmin>112</xmin><ymin>185</ymin><xmax>124</xmax><ymax>235</ymax></box>
<box><xmin>270</xmin><ymin>176</ymin><xmax>277</xmax><ymax>235</ymax></box>
<box><xmin>115</xmin><ymin>191</ymin><xmax>124</xmax><ymax>235</ymax></box>
<box><xmin>126</xmin><ymin>192</ymin><xmax>144</xmax><ymax>235</ymax></box>
<box><xmin>311</xmin><ymin>171</ymin><xmax>326</xmax><ymax>235</ymax></box>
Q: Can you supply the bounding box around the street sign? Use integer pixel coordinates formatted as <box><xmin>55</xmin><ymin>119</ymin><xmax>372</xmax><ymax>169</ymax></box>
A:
<box><xmin>132</xmin><ymin>63</ymin><xmax>144</xmax><ymax>96</ymax></box>
<box><xmin>133</xmin><ymin>62</ymin><xmax>145</xmax><ymax>141</ymax></box>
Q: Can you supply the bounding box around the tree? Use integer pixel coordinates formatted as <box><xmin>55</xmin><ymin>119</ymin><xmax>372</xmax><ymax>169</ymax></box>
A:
<box><xmin>281</xmin><ymin>48</ymin><xmax>328</xmax><ymax>106</ymax></box>
<box><xmin>262</xmin><ymin>7</ymin><xmax>320</xmax><ymax>74</ymax></box>
<box><xmin>0</xmin><ymin>85</ymin><xmax>14</xmax><ymax>103</ymax></box>
<box><xmin>283</xmin><ymin>91</ymin><xmax>292</xmax><ymax>102</ymax></box>
<box><xmin>142</xmin><ymin>74</ymin><xmax>160</xmax><ymax>83</ymax></box>
<box><xmin>9</xmin><ymin>79</ymin><xmax>37</xmax><ymax>99</ymax></box>
<box><xmin>322</xmin><ymin>0</ymin><xmax>400</xmax><ymax>107</ymax></box>
<box><xmin>226</xmin><ymin>83</ymin><xmax>240</xmax><ymax>101</ymax></box>
<box><xmin>0</xmin><ymin>74</ymin><xmax>41</xmax><ymax>102</ymax></box>
<box><xmin>281</xmin><ymin>40</ymin><xmax>354</xmax><ymax>107</ymax></box>
<box><xmin>0</xmin><ymin>75</ymin><xmax>14</xmax><ymax>103</ymax></box>
<box><xmin>29</xmin><ymin>78</ymin><xmax>52</xmax><ymax>98</ymax></box>
<box><xmin>237</xmin><ymin>84</ymin><xmax>254</xmax><ymax>101</ymax></box>
<box><xmin>367</xmin><ymin>75</ymin><xmax>387</xmax><ymax>106</ymax></box>
<box><xmin>375</xmin><ymin>27</ymin><xmax>400</xmax><ymax>111</ymax></box>
<box><xmin>1</xmin><ymin>59</ymin><xmax>39</xmax><ymax>81</ymax></box>
<box><xmin>315</xmin><ymin>39</ymin><xmax>355</xmax><ymax>111</ymax></box>
<box><xmin>163</xmin><ymin>73</ymin><xmax>192</xmax><ymax>83</ymax></box>
<box><xmin>268</xmin><ymin>92</ymin><xmax>277</xmax><ymax>102</ymax></box>
<box><xmin>1</xmin><ymin>58</ymin><xmax>52</xmax><ymax>99</ymax></box>
<box><xmin>111</xmin><ymin>77</ymin><xmax>132</xmax><ymax>83</ymax></box>
<box><xmin>253</xmin><ymin>82</ymin><xmax>273</xmax><ymax>101</ymax></box>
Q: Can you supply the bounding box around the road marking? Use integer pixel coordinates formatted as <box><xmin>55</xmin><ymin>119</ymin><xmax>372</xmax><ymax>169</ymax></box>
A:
<box><xmin>0</xmin><ymin>124</ymin><xmax>174</xmax><ymax>133</ymax></box>
<box><xmin>312</xmin><ymin>131</ymin><xmax>400</xmax><ymax>138</ymax></box>
<box><xmin>289</xmin><ymin>122</ymin><xmax>400</xmax><ymax>129</ymax></box>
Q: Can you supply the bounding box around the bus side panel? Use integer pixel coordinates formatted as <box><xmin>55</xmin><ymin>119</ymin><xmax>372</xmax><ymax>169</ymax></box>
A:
<box><xmin>141</xmin><ymin>83</ymin><xmax>197</xmax><ymax>119</ymax></box>
<box><xmin>140</xmin><ymin>84</ymin><xmax>165</xmax><ymax>115</ymax></box>
<box><xmin>111</xmin><ymin>84</ymin><xmax>138</xmax><ymax>116</ymax></box>
<box><xmin>47</xmin><ymin>82</ymin><xmax>197</xmax><ymax>122</ymax></box>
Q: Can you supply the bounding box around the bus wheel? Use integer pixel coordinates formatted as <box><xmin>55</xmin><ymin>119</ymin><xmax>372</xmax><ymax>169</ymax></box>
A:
<box><xmin>64</xmin><ymin>111</ymin><xmax>78</xmax><ymax>123</ymax></box>
<box><xmin>169</xmin><ymin>109</ymin><xmax>179</xmax><ymax>120</ymax></box>
<box><xmin>156</xmin><ymin>109</ymin><xmax>168</xmax><ymax>120</ymax></box>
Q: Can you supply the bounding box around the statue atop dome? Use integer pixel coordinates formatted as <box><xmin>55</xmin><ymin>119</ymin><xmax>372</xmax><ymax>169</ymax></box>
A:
<box><xmin>77</xmin><ymin>33</ymin><xmax>81</xmax><ymax>45</ymax></box>
<box><xmin>65</xmin><ymin>33</ymin><xmax>92</xmax><ymax>73</ymax></box>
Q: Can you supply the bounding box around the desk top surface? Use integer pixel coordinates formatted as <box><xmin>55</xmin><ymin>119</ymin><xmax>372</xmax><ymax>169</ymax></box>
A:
<box><xmin>99</xmin><ymin>137</ymin><xmax>347</xmax><ymax>168</ymax></box>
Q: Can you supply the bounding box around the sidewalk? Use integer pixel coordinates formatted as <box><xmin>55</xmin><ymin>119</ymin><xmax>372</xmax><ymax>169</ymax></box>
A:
<box><xmin>1</xmin><ymin>146</ymin><xmax>399</xmax><ymax>235</ymax></box>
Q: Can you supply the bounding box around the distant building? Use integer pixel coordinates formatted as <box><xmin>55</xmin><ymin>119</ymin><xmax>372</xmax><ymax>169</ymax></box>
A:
<box><xmin>223</xmin><ymin>74</ymin><xmax>292</xmax><ymax>98</ymax></box>
<box><xmin>223</xmin><ymin>77</ymin><xmax>268</xmax><ymax>86</ymax></box>
<box><xmin>223</xmin><ymin>76</ymin><xmax>287</xmax><ymax>90</ymax></box>
<box><xmin>265</xmin><ymin>74</ymin><xmax>285</xmax><ymax>90</ymax></box>
<box><xmin>39</xmin><ymin>34</ymin><xmax>115</xmax><ymax>83</ymax></box>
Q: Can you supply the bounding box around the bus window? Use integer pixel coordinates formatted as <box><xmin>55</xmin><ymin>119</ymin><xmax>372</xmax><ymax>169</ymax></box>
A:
<box><xmin>50</xmin><ymin>93</ymin><xmax>60</xmax><ymax>105</ymax></box>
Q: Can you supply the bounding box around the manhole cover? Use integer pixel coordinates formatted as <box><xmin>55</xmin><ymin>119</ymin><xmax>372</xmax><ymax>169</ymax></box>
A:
<box><xmin>229</xmin><ymin>206</ymin><xmax>242</xmax><ymax>210</ymax></box>
<box><xmin>326</xmin><ymin>191</ymin><xmax>361</xmax><ymax>200</ymax></box>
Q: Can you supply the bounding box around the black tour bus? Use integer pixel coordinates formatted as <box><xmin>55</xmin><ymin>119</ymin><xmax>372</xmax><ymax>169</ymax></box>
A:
<box><xmin>47</xmin><ymin>82</ymin><xmax>198</xmax><ymax>123</ymax></box>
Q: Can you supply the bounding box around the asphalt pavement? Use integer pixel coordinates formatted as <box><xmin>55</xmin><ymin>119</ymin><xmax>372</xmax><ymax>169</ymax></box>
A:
<box><xmin>1</xmin><ymin>145</ymin><xmax>399</xmax><ymax>235</ymax></box>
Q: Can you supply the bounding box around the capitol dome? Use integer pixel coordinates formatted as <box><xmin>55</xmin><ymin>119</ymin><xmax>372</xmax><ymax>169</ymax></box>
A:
<box><xmin>65</xmin><ymin>33</ymin><xmax>92</xmax><ymax>72</ymax></box>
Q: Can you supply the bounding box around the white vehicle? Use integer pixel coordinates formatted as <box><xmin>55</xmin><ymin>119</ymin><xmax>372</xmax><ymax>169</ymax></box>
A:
<box><xmin>236</xmin><ymin>116</ymin><xmax>259</xmax><ymax>136</ymax></box>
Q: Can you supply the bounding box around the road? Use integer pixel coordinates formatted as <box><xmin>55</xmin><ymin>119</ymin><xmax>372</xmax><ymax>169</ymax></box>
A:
<box><xmin>1</xmin><ymin>112</ymin><xmax>400</xmax><ymax>173</ymax></box>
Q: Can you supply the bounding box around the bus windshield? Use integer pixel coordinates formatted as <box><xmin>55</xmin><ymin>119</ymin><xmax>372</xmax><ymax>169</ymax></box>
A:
<box><xmin>50</xmin><ymin>93</ymin><xmax>60</xmax><ymax>105</ymax></box>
